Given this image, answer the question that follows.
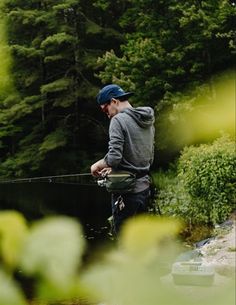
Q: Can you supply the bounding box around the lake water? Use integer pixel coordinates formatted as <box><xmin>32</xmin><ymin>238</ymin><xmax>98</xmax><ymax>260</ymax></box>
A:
<box><xmin>0</xmin><ymin>182</ymin><xmax>111</xmax><ymax>243</ymax></box>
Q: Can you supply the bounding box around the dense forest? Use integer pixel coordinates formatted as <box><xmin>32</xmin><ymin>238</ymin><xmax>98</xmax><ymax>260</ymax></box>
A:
<box><xmin>0</xmin><ymin>0</ymin><xmax>235</xmax><ymax>178</ymax></box>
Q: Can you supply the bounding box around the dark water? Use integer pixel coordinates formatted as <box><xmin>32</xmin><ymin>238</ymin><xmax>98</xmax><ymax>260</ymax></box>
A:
<box><xmin>0</xmin><ymin>182</ymin><xmax>111</xmax><ymax>243</ymax></box>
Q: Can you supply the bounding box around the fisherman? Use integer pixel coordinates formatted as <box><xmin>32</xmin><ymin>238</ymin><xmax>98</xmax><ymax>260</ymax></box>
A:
<box><xmin>90</xmin><ymin>84</ymin><xmax>155</xmax><ymax>235</ymax></box>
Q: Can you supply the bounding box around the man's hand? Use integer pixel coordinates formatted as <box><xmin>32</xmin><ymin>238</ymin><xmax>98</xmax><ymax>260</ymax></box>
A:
<box><xmin>99</xmin><ymin>167</ymin><xmax>112</xmax><ymax>177</ymax></box>
<box><xmin>90</xmin><ymin>159</ymin><xmax>110</xmax><ymax>177</ymax></box>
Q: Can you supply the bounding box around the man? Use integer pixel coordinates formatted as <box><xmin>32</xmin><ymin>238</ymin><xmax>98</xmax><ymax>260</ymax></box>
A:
<box><xmin>91</xmin><ymin>84</ymin><xmax>155</xmax><ymax>234</ymax></box>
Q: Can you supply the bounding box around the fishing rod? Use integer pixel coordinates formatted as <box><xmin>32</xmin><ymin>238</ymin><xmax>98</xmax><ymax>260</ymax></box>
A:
<box><xmin>0</xmin><ymin>168</ymin><xmax>113</xmax><ymax>185</ymax></box>
<box><xmin>0</xmin><ymin>172</ymin><xmax>95</xmax><ymax>185</ymax></box>
<box><xmin>0</xmin><ymin>172</ymin><xmax>162</xmax><ymax>215</ymax></box>
<box><xmin>0</xmin><ymin>170</ymin><xmax>132</xmax><ymax>189</ymax></box>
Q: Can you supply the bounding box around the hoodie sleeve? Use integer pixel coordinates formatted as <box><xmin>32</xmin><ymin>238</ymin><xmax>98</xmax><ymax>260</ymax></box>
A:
<box><xmin>104</xmin><ymin>117</ymin><xmax>124</xmax><ymax>168</ymax></box>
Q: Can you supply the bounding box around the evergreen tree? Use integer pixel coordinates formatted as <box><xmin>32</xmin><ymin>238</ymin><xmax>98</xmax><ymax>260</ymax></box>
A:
<box><xmin>97</xmin><ymin>0</ymin><xmax>235</xmax><ymax>107</ymax></box>
<box><xmin>0</xmin><ymin>0</ymin><xmax>126</xmax><ymax>177</ymax></box>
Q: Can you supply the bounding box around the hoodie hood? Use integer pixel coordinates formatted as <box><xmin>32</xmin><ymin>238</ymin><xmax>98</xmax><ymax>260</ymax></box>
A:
<box><xmin>122</xmin><ymin>107</ymin><xmax>155</xmax><ymax>128</ymax></box>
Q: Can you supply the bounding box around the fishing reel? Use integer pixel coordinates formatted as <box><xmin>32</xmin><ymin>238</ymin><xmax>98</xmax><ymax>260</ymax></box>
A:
<box><xmin>96</xmin><ymin>168</ymin><xmax>111</xmax><ymax>188</ymax></box>
<box><xmin>97</xmin><ymin>177</ymin><xmax>107</xmax><ymax>187</ymax></box>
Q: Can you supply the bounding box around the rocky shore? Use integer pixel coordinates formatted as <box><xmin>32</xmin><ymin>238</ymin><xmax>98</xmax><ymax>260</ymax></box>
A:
<box><xmin>200</xmin><ymin>220</ymin><xmax>235</xmax><ymax>278</ymax></box>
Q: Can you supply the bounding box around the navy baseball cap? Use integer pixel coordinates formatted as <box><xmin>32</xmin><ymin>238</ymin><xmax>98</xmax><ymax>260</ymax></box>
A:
<box><xmin>96</xmin><ymin>84</ymin><xmax>134</xmax><ymax>105</ymax></box>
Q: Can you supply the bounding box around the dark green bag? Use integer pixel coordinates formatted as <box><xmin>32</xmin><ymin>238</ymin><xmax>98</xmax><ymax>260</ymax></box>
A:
<box><xmin>105</xmin><ymin>171</ymin><xmax>136</xmax><ymax>193</ymax></box>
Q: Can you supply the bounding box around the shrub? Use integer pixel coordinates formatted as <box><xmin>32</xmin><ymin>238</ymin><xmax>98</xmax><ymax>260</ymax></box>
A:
<box><xmin>177</xmin><ymin>135</ymin><xmax>236</xmax><ymax>225</ymax></box>
<box><xmin>152</xmin><ymin>169</ymin><xmax>193</xmax><ymax>222</ymax></box>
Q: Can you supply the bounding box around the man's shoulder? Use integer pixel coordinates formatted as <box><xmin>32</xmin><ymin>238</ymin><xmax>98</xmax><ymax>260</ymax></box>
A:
<box><xmin>110</xmin><ymin>112</ymin><xmax>129</xmax><ymax>132</ymax></box>
<box><xmin>112</xmin><ymin>112</ymin><xmax>128</xmax><ymax>123</ymax></box>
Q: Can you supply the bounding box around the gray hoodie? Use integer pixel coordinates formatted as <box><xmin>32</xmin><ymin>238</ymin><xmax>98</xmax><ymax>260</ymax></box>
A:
<box><xmin>104</xmin><ymin>106</ymin><xmax>155</xmax><ymax>192</ymax></box>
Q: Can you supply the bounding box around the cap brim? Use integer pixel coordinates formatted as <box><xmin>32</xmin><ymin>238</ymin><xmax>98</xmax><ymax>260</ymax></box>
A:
<box><xmin>114</xmin><ymin>92</ymin><xmax>134</xmax><ymax>100</ymax></box>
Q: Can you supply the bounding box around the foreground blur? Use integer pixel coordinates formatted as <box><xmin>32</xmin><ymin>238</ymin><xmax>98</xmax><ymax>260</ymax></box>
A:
<box><xmin>0</xmin><ymin>211</ymin><xmax>234</xmax><ymax>305</ymax></box>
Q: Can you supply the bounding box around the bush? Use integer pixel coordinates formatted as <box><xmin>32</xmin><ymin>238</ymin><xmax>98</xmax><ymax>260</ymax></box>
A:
<box><xmin>177</xmin><ymin>135</ymin><xmax>236</xmax><ymax>225</ymax></box>
<box><xmin>152</xmin><ymin>169</ymin><xmax>192</xmax><ymax>221</ymax></box>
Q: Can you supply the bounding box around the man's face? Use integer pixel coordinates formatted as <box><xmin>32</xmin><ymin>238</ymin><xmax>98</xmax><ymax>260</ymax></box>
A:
<box><xmin>100</xmin><ymin>99</ymin><xmax>119</xmax><ymax>118</ymax></box>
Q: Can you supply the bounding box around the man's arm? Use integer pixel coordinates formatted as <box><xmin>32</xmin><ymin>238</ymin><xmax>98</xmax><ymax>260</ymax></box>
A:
<box><xmin>104</xmin><ymin>117</ymin><xmax>124</xmax><ymax>168</ymax></box>
<box><xmin>91</xmin><ymin>117</ymin><xmax>124</xmax><ymax>177</ymax></box>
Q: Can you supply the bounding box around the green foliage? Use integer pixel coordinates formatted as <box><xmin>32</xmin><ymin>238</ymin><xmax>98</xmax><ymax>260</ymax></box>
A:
<box><xmin>11</xmin><ymin>45</ymin><xmax>43</xmax><ymax>59</ymax></box>
<box><xmin>153</xmin><ymin>134</ymin><xmax>235</xmax><ymax>226</ymax></box>
<box><xmin>0</xmin><ymin>0</ymin><xmax>125</xmax><ymax>177</ymax></box>
<box><xmin>0</xmin><ymin>124</ymin><xmax>22</xmax><ymax>138</ymax></box>
<box><xmin>155</xmin><ymin>71</ymin><xmax>235</xmax><ymax>157</ymax></box>
<box><xmin>0</xmin><ymin>97</ymin><xmax>36</xmax><ymax>124</ymax></box>
<box><xmin>153</xmin><ymin>169</ymin><xmax>193</xmax><ymax>222</ymax></box>
<box><xmin>97</xmin><ymin>38</ymin><xmax>165</xmax><ymax>106</ymax></box>
<box><xmin>0</xmin><ymin>212</ymin><xmax>86</xmax><ymax>304</ymax></box>
<box><xmin>97</xmin><ymin>0</ymin><xmax>235</xmax><ymax>106</ymax></box>
<box><xmin>40</xmin><ymin>78</ymin><xmax>73</xmax><ymax>94</ymax></box>
<box><xmin>178</xmin><ymin>135</ymin><xmax>236</xmax><ymax>224</ymax></box>
<box><xmin>0</xmin><ymin>211</ymin><xmax>235</xmax><ymax>305</ymax></box>
<box><xmin>40</xmin><ymin>32</ymin><xmax>76</xmax><ymax>49</ymax></box>
<box><xmin>0</xmin><ymin>144</ymin><xmax>42</xmax><ymax>177</ymax></box>
<box><xmin>20</xmin><ymin>217</ymin><xmax>85</xmax><ymax>299</ymax></box>
<box><xmin>39</xmin><ymin>128</ymin><xmax>68</xmax><ymax>155</ymax></box>
<box><xmin>0</xmin><ymin>12</ymin><xmax>15</xmax><ymax>99</ymax></box>
<box><xmin>0</xmin><ymin>211</ymin><xmax>28</xmax><ymax>269</ymax></box>
<box><xmin>0</xmin><ymin>270</ymin><xmax>27</xmax><ymax>305</ymax></box>
<box><xmin>93</xmin><ymin>0</ymin><xmax>110</xmax><ymax>10</ymax></box>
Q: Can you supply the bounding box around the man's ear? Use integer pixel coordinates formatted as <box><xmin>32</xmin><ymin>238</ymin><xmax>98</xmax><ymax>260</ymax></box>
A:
<box><xmin>111</xmin><ymin>98</ymin><xmax>119</xmax><ymax>105</ymax></box>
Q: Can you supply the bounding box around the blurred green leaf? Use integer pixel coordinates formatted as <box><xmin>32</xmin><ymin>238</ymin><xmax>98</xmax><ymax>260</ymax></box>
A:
<box><xmin>20</xmin><ymin>217</ymin><xmax>86</xmax><ymax>290</ymax></box>
<box><xmin>0</xmin><ymin>211</ymin><xmax>28</xmax><ymax>269</ymax></box>
<box><xmin>119</xmin><ymin>215</ymin><xmax>182</xmax><ymax>260</ymax></box>
<box><xmin>0</xmin><ymin>270</ymin><xmax>27</xmax><ymax>305</ymax></box>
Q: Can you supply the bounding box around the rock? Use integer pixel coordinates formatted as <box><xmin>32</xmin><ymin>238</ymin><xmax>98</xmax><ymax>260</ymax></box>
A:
<box><xmin>199</xmin><ymin>221</ymin><xmax>236</xmax><ymax>278</ymax></box>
